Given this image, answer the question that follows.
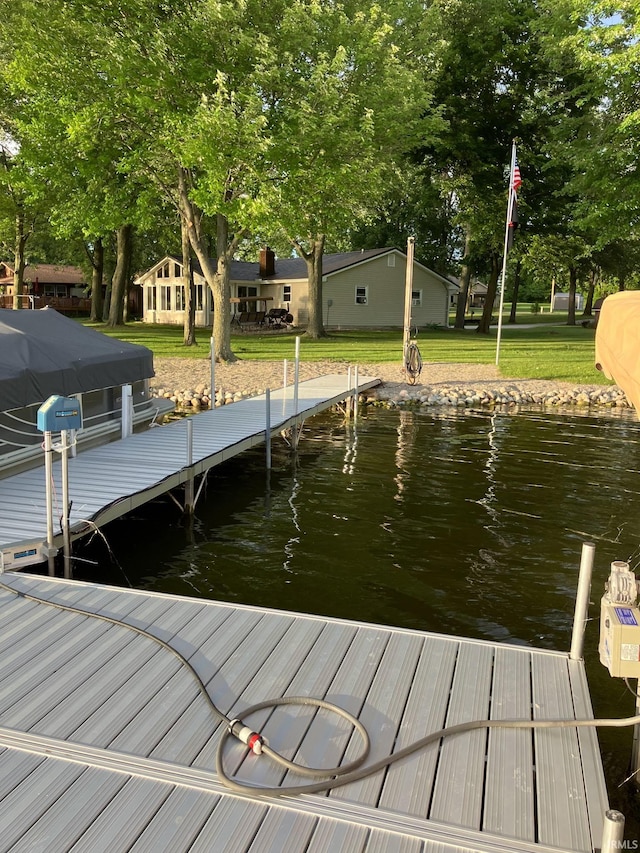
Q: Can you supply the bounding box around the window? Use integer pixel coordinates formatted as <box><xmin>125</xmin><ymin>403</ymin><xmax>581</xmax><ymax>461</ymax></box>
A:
<box><xmin>146</xmin><ymin>286</ymin><xmax>157</xmax><ymax>311</ymax></box>
<box><xmin>283</xmin><ymin>285</ymin><xmax>291</xmax><ymax>305</ymax></box>
<box><xmin>195</xmin><ymin>284</ymin><xmax>204</xmax><ymax>311</ymax></box>
<box><xmin>387</xmin><ymin>255</ymin><xmax>396</xmax><ymax>267</ymax></box>
<box><xmin>412</xmin><ymin>290</ymin><xmax>422</xmax><ymax>307</ymax></box>
<box><xmin>160</xmin><ymin>285</ymin><xmax>171</xmax><ymax>311</ymax></box>
<box><xmin>175</xmin><ymin>286</ymin><xmax>185</xmax><ymax>311</ymax></box>
<box><xmin>237</xmin><ymin>285</ymin><xmax>257</xmax><ymax>312</ymax></box>
<box><xmin>174</xmin><ymin>262</ymin><xmax>181</xmax><ymax>277</ymax></box>
<box><xmin>355</xmin><ymin>286</ymin><xmax>368</xmax><ymax>305</ymax></box>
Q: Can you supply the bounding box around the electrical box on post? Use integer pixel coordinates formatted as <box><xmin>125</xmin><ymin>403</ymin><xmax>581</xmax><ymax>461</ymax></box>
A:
<box><xmin>36</xmin><ymin>395</ymin><xmax>82</xmax><ymax>432</ymax></box>
<box><xmin>599</xmin><ymin>561</ymin><xmax>640</xmax><ymax>678</ymax></box>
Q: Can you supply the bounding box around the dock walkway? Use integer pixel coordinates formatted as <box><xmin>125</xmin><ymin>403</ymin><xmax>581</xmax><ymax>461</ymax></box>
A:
<box><xmin>0</xmin><ymin>374</ymin><xmax>377</xmax><ymax>571</ymax></box>
<box><xmin>0</xmin><ymin>572</ymin><xmax>608</xmax><ymax>852</ymax></box>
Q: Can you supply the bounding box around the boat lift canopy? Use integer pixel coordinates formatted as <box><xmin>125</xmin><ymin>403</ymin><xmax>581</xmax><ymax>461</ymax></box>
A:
<box><xmin>0</xmin><ymin>307</ymin><xmax>154</xmax><ymax>410</ymax></box>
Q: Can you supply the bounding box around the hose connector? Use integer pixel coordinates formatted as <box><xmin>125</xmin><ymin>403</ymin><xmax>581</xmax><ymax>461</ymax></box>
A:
<box><xmin>228</xmin><ymin>719</ymin><xmax>264</xmax><ymax>755</ymax></box>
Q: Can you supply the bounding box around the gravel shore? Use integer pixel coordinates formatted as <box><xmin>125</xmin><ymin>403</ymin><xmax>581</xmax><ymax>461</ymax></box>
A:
<box><xmin>150</xmin><ymin>356</ymin><xmax>632</xmax><ymax>413</ymax></box>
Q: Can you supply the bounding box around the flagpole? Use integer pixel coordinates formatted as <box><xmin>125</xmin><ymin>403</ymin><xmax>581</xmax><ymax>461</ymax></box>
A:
<box><xmin>495</xmin><ymin>141</ymin><xmax>518</xmax><ymax>366</ymax></box>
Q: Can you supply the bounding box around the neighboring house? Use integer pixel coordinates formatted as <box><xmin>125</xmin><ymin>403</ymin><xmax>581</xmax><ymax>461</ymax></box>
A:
<box><xmin>552</xmin><ymin>292</ymin><xmax>584</xmax><ymax>312</ymax></box>
<box><xmin>135</xmin><ymin>247</ymin><xmax>458</xmax><ymax>329</ymax></box>
<box><xmin>448</xmin><ymin>277</ymin><xmax>489</xmax><ymax>310</ymax></box>
<box><xmin>0</xmin><ymin>262</ymin><xmax>91</xmax><ymax>312</ymax></box>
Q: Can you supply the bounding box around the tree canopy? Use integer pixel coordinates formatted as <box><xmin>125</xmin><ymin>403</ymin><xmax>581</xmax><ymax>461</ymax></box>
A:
<box><xmin>0</xmin><ymin>0</ymin><xmax>637</xmax><ymax>342</ymax></box>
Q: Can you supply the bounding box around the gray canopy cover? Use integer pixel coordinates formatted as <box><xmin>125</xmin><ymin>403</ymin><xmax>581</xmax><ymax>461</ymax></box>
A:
<box><xmin>0</xmin><ymin>308</ymin><xmax>154</xmax><ymax>410</ymax></box>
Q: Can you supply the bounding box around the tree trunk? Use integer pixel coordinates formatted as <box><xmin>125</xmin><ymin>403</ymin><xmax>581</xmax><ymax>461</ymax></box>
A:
<box><xmin>107</xmin><ymin>224</ymin><xmax>133</xmax><ymax>327</ymax></box>
<box><xmin>454</xmin><ymin>227</ymin><xmax>472</xmax><ymax>330</ymax></box>
<box><xmin>305</xmin><ymin>237</ymin><xmax>326</xmax><ymax>338</ymax></box>
<box><xmin>293</xmin><ymin>234</ymin><xmax>326</xmax><ymax>338</ymax></box>
<box><xmin>181</xmin><ymin>216</ymin><xmax>196</xmax><ymax>346</ymax></box>
<box><xmin>508</xmin><ymin>259</ymin><xmax>522</xmax><ymax>324</ymax></box>
<box><xmin>618</xmin><ymin>273</ymin><xmax>626</xmax><ymax>292</ymax></box>
<box><xmin>12</xmin><ymin>211</ymin><xmax>28</xmax><ymax>310</ymax></box>
<box><xmin>583</xmin><ymin>266</ymin><xmax>598</xmax><ymax>317</ymax></box>
<box><xmin>567</xmin><ymin>266</ymin><xmax>577</xmax><ymax>326</ymax></box>
<box><xmin>88</xmin><ymin>237</ymin><xmax>104</xmax><ymax>322</ymax></box>
<box><xmin>476</xmin><ymin>254</ymin><xmax>500</xmax><ymax>334</ymax></box>
<box><xmin>177</xmin><ymin>168</ymin><xmax>237</xmax><ymax>361</ymax></box>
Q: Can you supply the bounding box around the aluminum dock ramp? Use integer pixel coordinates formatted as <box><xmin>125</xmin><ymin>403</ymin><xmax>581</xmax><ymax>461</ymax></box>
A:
<box><xmin>0</xmin><ymin>374</ymin><xmax>377</xmax><ymax>571</ymax></box>
<box><xmin>0</xmin><ymin>572</ymin><xmax>609</xmax><ymax>852</ymax></box>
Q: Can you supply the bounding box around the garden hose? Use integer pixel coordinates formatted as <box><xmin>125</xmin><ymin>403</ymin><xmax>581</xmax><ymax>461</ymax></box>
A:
<box><xmin>2</xmin><ymin>578</ymin><xmax>640</xmax><ymax>799</ymax></box>
<box><xmin>404</xmin><ymin>340</ymin><xmax>423</xmax><ymax>385</ymax></box>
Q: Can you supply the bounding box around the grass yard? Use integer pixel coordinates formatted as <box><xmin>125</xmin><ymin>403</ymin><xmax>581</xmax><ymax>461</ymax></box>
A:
<box><xmin>84</xmin><ymin>318</ymin><xmax>608</xmax><ymax>386</ymax></box>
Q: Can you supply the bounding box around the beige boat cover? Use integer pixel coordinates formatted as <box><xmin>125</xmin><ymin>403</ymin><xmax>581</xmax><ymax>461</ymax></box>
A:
<box><xmin>595</xmin><ymin>291</ymin><xmax>640</xmax><ymax>416</ymax></box>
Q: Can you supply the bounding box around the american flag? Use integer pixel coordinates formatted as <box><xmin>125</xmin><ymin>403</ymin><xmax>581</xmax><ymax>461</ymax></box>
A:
<box><xmin>511</xmin><ymin>160</ymin><xmax>522</xmax><ymax>193</ymax></box>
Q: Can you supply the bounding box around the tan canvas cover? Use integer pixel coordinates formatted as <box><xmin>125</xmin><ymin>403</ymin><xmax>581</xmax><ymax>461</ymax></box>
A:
<box><xmin>595</xmin><ymin>291</ymin><xmax>640</xmax><ymax>415</ymax></box>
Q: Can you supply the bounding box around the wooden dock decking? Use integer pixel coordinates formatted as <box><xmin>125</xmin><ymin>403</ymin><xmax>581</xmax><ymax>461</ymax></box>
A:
<box><xmin>0</xmin><ymin>572</ymin><xmax>608</xmax><ymax>852</ymax></box>
<box><xmin>0</xmin><ymin>374</ymin><xmax>378</xmax><ymax>571</ymax></box>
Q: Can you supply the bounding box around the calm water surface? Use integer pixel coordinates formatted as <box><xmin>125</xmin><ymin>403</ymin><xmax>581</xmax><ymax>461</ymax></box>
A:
<box><xmin>76</xmin><ymin>405</ymin><xmax>640</xmax><ymax>827</ymax></box>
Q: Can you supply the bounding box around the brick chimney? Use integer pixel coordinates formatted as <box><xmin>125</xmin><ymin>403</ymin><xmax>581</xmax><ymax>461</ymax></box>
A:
<box><xmin>259</xmin><ymin>246</ymin><xmax>275</xmax><ymax>278</ymax></box>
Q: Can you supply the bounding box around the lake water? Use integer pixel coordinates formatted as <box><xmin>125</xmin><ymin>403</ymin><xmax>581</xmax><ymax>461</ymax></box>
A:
<box><xmin>75</xmin><ymin>404</ymin><xmax>640</xmax><ymax>829</ymax></box>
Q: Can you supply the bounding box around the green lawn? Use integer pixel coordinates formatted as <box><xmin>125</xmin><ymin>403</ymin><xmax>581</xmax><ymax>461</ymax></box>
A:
<box><xmin>84</xmin><ymin>318</ymin><xmax>608</xmax><ymax>386</ymax></box>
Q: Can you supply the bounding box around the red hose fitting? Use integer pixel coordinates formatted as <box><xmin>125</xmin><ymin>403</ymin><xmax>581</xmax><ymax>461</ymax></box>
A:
<box><xmin>229</xmin><ymin>719</ymin><xmax>264</xmax><ymax>755</ymax></box>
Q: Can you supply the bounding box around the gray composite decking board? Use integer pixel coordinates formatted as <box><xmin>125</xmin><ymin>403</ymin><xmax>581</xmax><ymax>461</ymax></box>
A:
<box><xmin>0</xmin><ymin>375</ymin><xmax>377</xmax><ymax>563</ymax></box>
<box><xmin>68</xmin><ymin>777</ymin><xmax>178</xmax><ymax>853</ymax></box>
<box><xmin>483</xmin><ymin>646</ymin><xmax>535</xmax><ymax>840</ymax></box>
<box><xmin>0</xmin><ymin>573</ymin><xmax>609</xmax><ymax>853</ymax></box>
<box><xmin>428</xmin><ymin>642</ymin><xmax>494</xmax><ymax>828</ymax></box>
<box><xmin>377</xmin><ymin>635</ymin><xmax>459</xmax><ymax>817</ymax></box>
<box><xmin>532</xmin><ymin>654</ymin><xmax>592</xmax><ymax>852</ymax></box>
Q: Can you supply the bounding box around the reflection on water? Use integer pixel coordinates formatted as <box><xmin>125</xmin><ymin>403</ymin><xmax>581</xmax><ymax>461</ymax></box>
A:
<box><xmin>76</xmin><ymin>405</ymin><xmax>640</xmax><ymax>825</ymax></box>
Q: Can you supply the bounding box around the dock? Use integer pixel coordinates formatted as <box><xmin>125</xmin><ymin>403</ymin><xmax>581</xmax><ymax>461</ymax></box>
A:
<box><xmin>0</xmin><ymin>373</ymin><xmax>378</xmax><ymax>571</ymax></box>
<box><xmin>0</xmin><ymin>571</ymin><xmax>608</xmax><ymax>852</ymax></box>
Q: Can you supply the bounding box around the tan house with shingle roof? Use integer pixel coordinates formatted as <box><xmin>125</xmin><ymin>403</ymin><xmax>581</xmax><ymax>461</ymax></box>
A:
<box><xmin>135</xmin><ymin>247</ymin><xmax>458</xmax><ymax>329</ymax></box>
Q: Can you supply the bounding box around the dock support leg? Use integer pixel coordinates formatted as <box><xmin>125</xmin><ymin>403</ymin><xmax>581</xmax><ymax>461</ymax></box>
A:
<box><xmin>265</xmin><ymin>388</ymin><xmax>271</xmax><ymax>470</ymax></box>
<box><xmin>184</xmin><ymin>419</ymin><xmax>194</xmax><ymax>515</ymax></box>
<box><xmin>346</xmin><ymin>368</ymin><xmax>352</xmax><ymax>419</ymax></box>
<box><xmin>294</xmin><ymin>337</ymin><xmax>300</xmax><ymax>416</ymax></box>
<box><xmin>43</xmin><ymin>431</ymin><xmax>56</xmax><ymax>576</ymax></box>
<box><xmin>61</xmin><ymin>429</ymin><xmax>72</xmax><ymax>579</ymax></box>
<box><xmin>601</xmin><ymin>809</ymin><xmax>625</xmax><ymax>851</ymax></box>
<box><xmin>569</xmin><ymin>541</ymin><xmax>595</xmax><ymax>660</ymax></box>
<box><xmin>354</xmin><ymin>364</ymin><xmax>359</xmax><ymax>425</ymax></box>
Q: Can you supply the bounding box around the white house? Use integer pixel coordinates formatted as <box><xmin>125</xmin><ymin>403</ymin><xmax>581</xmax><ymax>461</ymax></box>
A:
<box><xmin>134</xmin><ymin>247</ymin><xmax>458</xmax><ymax>329</ymax></box>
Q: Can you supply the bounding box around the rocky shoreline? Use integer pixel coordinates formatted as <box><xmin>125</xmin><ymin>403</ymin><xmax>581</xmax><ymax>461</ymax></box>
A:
<box><xmin>149</xmin><ymin>357</ymin><xmax>634</xmax><ymax>415</ymax></box>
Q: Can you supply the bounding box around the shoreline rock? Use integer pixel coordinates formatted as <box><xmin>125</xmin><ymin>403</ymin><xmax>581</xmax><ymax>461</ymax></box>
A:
<box><xmin>149</xmin><ymin>358</ymin><xmax>633</xmax><ymax>416</ymax></box>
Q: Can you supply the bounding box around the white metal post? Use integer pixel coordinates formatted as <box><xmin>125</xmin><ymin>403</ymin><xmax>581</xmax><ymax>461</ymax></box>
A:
<box><xmin>185</xmin><ymin>419</ymin><xmax>194</xmax><ymax>514</ymax></box>
<box><xmin>570</xmin><ymin>541</ymin><xmax>596</xmax><ymax>660</ymax></box>
<box><xmin>347</xmin><ymin>367</ymin><xmax>352</xmax><ymax>419</ymax></box>
<box><xmin>294</xmin><ymin>337</ymin><xmax>300</xmax><ymax>415</ymax></box>
<box><xmin>283</xmin><ymin>359</ymin><xmax>288</xmax><ymax>415</ymax></box>
<box><xmin>121</xmin><ymin>384</ymin><xmax>133</xmax><ymax>439</ymax></box>
<box><xmin>601</xmin><ymin>810</ymin><xmax>625</xmax><ymax>851</ymax></box>
<box><xmin>61</xmin><ymin>429</ymin><xmax>72</xmax><ymax>579</ymax></box>
<box><xmin>265</xmin><ymin>388</ymin><xmax>271</xmax><ymax>469</ymax></box>
<box><xmin>496</xmin><ymin>141</ymin><xmax>518</xmax><ymax>366</ymax></box>
<box><xmin>354</xmin><ymin>365</ymin><xmax>359</xmax><ymax>425</ymax></box>
<box><xmin>43</xmin><ymin>431</ymin><xmax>55</xmax><ymax>576</ymax></box>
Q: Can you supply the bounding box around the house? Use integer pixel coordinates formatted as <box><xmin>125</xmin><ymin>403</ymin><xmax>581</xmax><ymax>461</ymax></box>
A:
<box><xmin>134</xmin><ymin>248</ymin><xmax>458</xmax><ymax>329</ymax></box>
<box><xmin>0</xmin><ymin>262</ymin><xmax>91</xmax><ymax>312</ymax></box>
<box><xmin>448</xmin><ymin>277</ymin><xmax>489</xmax><ymax>310</ymax></box>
